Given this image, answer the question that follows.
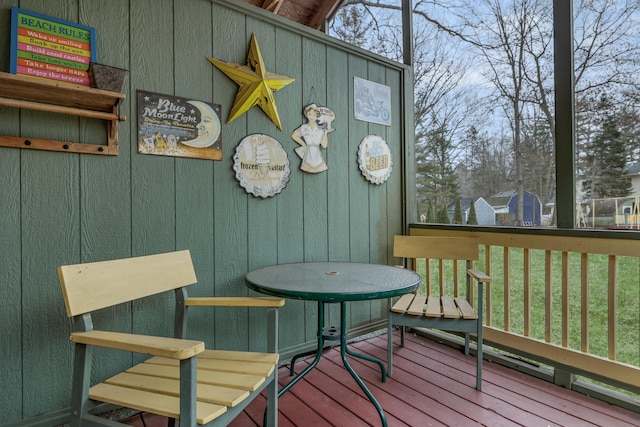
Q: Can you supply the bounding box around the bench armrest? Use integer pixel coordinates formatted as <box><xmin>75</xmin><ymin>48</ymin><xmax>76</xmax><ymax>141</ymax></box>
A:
<box><xmin>467</xmin><ymin>268</ymin><xmax>491</xmax><ymax>283</ymax></box>
<box><xmin>70</xmin><ymin>330</ymin><xmax>204</xmax><ymax>359</ymax></box>
<box><xmin>185</xmin><ymin>296</ymin><xmax>285</xmax><ymax>308</ymax></box>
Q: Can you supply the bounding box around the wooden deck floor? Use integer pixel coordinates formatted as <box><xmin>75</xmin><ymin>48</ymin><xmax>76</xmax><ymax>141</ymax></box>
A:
<box><xmin>121</xmin><ymin>331</ymin><xmax>639</xmax><ymax>427</ymax></box>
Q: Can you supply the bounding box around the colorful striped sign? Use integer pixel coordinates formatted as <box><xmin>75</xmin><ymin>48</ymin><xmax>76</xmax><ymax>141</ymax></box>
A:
<box><xmin>9</xmin><ymin>7</ymin><xmax>96</xmax><ymax>86</ymax></box>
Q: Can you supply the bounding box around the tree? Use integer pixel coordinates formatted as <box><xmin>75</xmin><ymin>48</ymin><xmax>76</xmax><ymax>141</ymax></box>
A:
<box><xmin>467</xmin><ymin>200</ymin><xmax>478</xmax><ymax>225</ymax></box>
<box><xmin>416</xmin><ymin>125</ymin><xmax>460</xmax><ymax>220</ymax></box>
<box><xmin>330</xmin><ymin>4</ymin><xmax>378</xmax><ymax>50</ymax></box>
<box><xmin>426</xmin><ymin>199</ymin><xmax>435</xmax><ymax>222</ymax></box>
<box><xmin>462</xmin><ymin>126</ymin><xmax>513</xmax><ymax>198</ymax></box>
<box><xmin>437</xmin><ymin>206</ymin><xmax>450</xmax><ymax>223</ymax></box>
<box><xmin>582</xmin><ymin>111</ymin><xmax>633</xmax><ymax>199</ymax></box>
<box><xmin>453</xmin><ymin>198</ymin><xmax>463</xmax><ymax>224</ymax></box>
<box><xmin>463</xmin><ymin>0</ymin><xmax>551</xmax><ymax>225</ymax></box>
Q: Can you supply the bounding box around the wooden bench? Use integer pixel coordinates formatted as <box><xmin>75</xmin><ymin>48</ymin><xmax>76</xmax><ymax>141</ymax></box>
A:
<box><xmin>58</xmin><ymin>250</ymin><xmax>284</xmax><ymax>426</ymax></box>
<box><xmin>387</xmin><ymin>235</ymin><xmax>490</xmax><ymax>390</ymax></box>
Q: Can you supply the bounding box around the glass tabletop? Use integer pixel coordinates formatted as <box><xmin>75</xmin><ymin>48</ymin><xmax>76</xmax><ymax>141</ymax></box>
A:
<box><xmin>245</xmin><ymin>261</ymin><xmax>420</xmax><ymax>302</ymax></box>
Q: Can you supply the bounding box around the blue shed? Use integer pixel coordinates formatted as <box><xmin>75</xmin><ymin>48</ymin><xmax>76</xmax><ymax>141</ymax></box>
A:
<box><xmin>487</xmin><ymin>190</ymin><xmax>542</xmax><ymax>226</ymax></box>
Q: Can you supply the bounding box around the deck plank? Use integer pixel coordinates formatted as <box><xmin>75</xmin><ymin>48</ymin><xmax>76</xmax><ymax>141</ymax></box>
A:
<box><xmin>117</xmin><ymin>331</ymin><xmax>639</xmax><ymax>427</ymax></box>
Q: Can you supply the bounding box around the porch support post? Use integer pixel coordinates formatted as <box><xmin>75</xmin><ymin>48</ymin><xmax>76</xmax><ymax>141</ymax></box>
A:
<box><xmin>553</xmin><ymin>0</ymin><xmax>576</xmax><ymax>228</ymax></box>
<box><xmin>554</xmin><ymin>367</ymin><xmax>576</xmax><ymax>389</ymax></box>
<box><xmin>402</xmin><ymin>0</ymin><xmax>413</xmax><ymax>66</ymax></box>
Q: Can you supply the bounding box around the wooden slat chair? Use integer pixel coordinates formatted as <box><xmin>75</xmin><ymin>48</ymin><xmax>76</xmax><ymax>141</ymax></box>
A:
<box><xmin>387</xmin><ymin>235</ymin><xmax>490</xmax><ymax>390</ymax></box>
<box><xmin>58</xmin><ymin>250</ymin><xmax>284</xmax><ymax>426</ymax></box>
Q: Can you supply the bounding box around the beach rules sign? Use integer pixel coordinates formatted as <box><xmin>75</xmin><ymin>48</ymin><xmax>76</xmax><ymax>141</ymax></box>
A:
<box><xmin>9</xmin><ymin>7</ymin><xmax>96</xmax><ymax>86</ymax></box>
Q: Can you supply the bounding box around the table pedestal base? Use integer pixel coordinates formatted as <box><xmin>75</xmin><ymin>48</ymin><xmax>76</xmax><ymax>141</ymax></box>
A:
<box><xmin>280</xmin><ymin>301</ymin><xmax>388</xmax><ymax>426</ymax></box>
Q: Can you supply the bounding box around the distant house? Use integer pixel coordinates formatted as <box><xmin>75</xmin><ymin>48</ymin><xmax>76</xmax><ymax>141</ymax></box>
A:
<box><xmin>487</xmin><ymin>190</ymin><xmax>542</xmax><ymax>226</ymax></box>
<box><xmin>624</xmin><ymin>162</ymin><xmax>640</xmax><ymax>196</ymax></box>
<box><xmin>576</xmin><ymin>162</ymin><xmax>640</xmax><ymax>201</ymax></box>
<box><xmin>447</xmin><ymin>197</ymin><xmax>495</xmax><ymax>225</ymax></box>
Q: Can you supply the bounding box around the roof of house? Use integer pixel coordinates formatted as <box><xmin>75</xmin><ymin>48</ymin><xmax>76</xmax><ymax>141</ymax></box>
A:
<box><xmin>242</xmin><ymin>0</ymin><xmax>345</xmax><ymax>30</ymax></box>
<box><xmin>447</xmin><ymin>197</ymin><xmax>474</xmax><ymax>212</ymax></box>
<box><xmin>487</xmin><ymin>191</ymin><xmax>516</xmax><ymax>207</ymax></box>
<box><xmin>624</xmin><ymin>162</ymin><xmax>640</xmax><ymax>176</ymax></box>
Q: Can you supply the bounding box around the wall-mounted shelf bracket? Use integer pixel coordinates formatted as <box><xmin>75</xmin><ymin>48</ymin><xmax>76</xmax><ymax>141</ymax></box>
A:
<box><xmin>0</xmin><ymin>72</ymin><xmax>126</xmax><ymax>155</ymax></box>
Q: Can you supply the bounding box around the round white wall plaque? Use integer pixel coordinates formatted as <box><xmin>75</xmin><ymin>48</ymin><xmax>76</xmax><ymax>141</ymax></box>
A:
<box><xmin>233</xmin><ymin>134</ymin><xmax>291</xmax><ymax>198</ymax></box>
<box><xmin>357</xmin><ymin>135</ymin><xmax>393</xmax><ymax>185</ymax></box>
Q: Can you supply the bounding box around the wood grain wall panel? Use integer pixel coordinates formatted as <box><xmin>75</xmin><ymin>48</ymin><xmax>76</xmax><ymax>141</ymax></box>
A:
<box><xmin>129</xmin><ymin>0</ymin><xmax>176</xmax><ymax>348</ymax></box>
<box><xmin>212</xmin><ymin>9</ymin><xmax>251</xmax><ymax>352</ymax></box>
<box><xmin>0</xmin><ymin>134</ymin><xmax>21</xmax><ymax>423</ymax></box>
<box><xmin>298</xmin><ymin>37</ymin><xmax>329</xmax><ymax>342</ymax></box>
<box><xmin>174</xmin><ymin>0</ymin><xmax>217</xmax><ymax>346</ymax></box>
<box><xmin>366</xmin><ymin>62</ymin><xmax>388</xmax><ymax>324</ymax></box>
<box><xmin>326</xmin><ymin>46</ymin><xmax>350</xmax><ymax>328</ymax></box>
<box><xmin>0</xmin><ymin>1</ymin><xmax>21</xmax><ymax>421</ymax></box>
<box><xmin>385</xmin><ymin>68</ymin><xmax>404</xmax><ymax>262</ymax></box>
<box><xmin>347</xmin><ymin>54</ymin><xmax>372</xmax><ymax>328</ymax></box>
<box><xmin>21</xmin><ymin>153</ymin><xmax>80</xmax><ymax>415</ymax></box>
<box><xmin>79</xmin><ymin>0</ymin><xmax>134</xmax><ymax>386</ymax></box>
<box><xmin>245</xmin><ymin>19</ymin><xmax>282</xmax><ymax>351</ymax></box>
<box><xmin>273</xmin><ymin>29</ymin><xmax>306</xmax><ymax>350</ymax></box>
<box><xmin>18</xmin><ymin>0</ymin><xmax>81</xmax><ymax>417</ymax></box>
<box><xmin>367</xmin><ymin>62</ymin><xmax>388</xmax><ymax>264</ymax></box>
<box><xmin>299</xmin><ymin>38</ymin><xmax>328</xmax><ymax>262</ymax></box>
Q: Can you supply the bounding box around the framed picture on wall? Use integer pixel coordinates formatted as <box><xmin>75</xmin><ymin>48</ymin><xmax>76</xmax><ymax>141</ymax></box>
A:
<box><xmin>9</xmin><ymin>7</ymin><xmax>96</xmax><ymax>86</ymax></box>
<box><xmin>354</xmin><ymin>76</ymin><xmax>391</xmax><ymax>126</ymax></box>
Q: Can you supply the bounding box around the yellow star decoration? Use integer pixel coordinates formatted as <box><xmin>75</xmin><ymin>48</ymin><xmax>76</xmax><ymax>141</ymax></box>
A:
<box><xmin>206</xmin><ymin>34</ymin><xmax>295</xmax><ymax>130</ymax></box>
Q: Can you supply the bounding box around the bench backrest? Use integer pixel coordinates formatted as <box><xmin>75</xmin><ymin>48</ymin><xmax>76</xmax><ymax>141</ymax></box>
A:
<box><xmin>58</xmin><ymin>250</ymin><xmax>197</xmax><ymax>317</ymax></box>
<box><xmin>394</xmin><ymin>235</ymin><xmax>480</xmax><ymax>296</ymax></box>
<box><xmin>394</xmin><ymin>235</ymin><xmax>479</xmax><ymax>261</ymax></box>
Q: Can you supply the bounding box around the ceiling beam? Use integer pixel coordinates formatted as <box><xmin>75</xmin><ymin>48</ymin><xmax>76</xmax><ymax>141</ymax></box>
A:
<box><xmin>262</xmin><ymin>0</ymin><xmax>284</xmax><ymax>13</ymax></box>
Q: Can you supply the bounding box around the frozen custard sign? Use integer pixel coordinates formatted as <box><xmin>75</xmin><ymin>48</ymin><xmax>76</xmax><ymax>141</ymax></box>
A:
<box><xmin>233</xmin><ymin>134</ymin><xmax>291</xmax><ymax>198</ymax></box>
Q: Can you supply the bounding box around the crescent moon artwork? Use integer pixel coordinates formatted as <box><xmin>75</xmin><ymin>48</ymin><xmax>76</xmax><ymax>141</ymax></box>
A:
<box><xmin>181</xmin><ymin>100</ymin><xmax>221</xmax><ymax>148</ymax></box>
<box><xmin>137</xmin><ymin>90</ymin><xmax>223</xmax><ymax>160</ymax></box>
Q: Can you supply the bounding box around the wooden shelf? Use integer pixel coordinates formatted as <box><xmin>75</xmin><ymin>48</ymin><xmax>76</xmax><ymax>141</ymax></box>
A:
<box><xmin>0</xmin><ymin>72</ymin><xmax>126</xmax><ymax>155</ymax></box>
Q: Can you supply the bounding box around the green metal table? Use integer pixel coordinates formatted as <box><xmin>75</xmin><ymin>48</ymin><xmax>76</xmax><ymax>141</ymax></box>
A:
<box><xmin>245</xmin><ymin>261</ymin><xmax>420</xmax><ymax>426</ymax></box>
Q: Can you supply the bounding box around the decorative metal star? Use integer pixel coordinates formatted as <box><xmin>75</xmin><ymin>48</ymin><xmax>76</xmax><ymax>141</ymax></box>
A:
<box><xmin>206</xmin><ymin>33</ymin><xmax>295</xmax><ymax>130</ymax></box>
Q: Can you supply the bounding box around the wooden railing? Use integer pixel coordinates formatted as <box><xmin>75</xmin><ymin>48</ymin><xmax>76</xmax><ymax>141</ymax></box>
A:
<box><xmin>408</xmin><ymin>225</ymin><xmax>640</xmax><ymax>393</ymax></box>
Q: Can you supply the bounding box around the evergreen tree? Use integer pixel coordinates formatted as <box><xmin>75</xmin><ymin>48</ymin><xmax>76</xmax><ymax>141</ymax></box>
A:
<box><xmin>583</xmin><ymin>112</ymin><xmax>633</xmax><ymax>199</ymax></box>
<box><xmin>453</xmin><ymin>198</ymin><xmax>463</xmax><ymax>224</ymax></box>
<box><xmin>467</xmin><ymin>200</ymin><xmax>478</xmax><ymax>225</ymax></box>
<box><xmin>415</xmin><ymin>126</ymin><xmax>460</xmax><ymax>217</ymax></box>
<box><xmin>437</xmin><ymin>206</ymin><xmax>450</xmax><ymax>223</ymax></box>
<box><xmin>426</xmin><ymin>199</ymin><xmax>435</xmax><ymax>222</ymax></box>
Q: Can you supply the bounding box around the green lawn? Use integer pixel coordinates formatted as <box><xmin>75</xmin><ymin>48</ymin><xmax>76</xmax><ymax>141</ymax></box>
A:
<box><xmin>417</xmin><ymin>249</ymin><xmax>640</xmax><ymax>367</ymax></box>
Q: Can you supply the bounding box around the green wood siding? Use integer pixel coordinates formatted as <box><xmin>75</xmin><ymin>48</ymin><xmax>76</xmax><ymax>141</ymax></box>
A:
<box><xmin>0</xmin><ymin>0</ymin><xmax>412</xmax><ymax>423</ymax></box>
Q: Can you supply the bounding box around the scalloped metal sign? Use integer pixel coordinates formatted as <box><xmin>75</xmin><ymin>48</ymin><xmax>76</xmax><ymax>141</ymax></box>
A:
<box><xmin>233</xmin><ymin>134</ymin><xmax>290</xmax><ymax>198</ymax></box>
<box><xmin>357</xmin><ymin>135</ymin><xmax>393</xmax><ymax>185</ymax></box>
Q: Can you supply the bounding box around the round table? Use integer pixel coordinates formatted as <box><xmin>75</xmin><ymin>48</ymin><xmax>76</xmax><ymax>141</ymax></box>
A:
<box><xmin>245</xmin><ymin>261</ymin><xmax>420</xmax><ymax>426</ymax></box>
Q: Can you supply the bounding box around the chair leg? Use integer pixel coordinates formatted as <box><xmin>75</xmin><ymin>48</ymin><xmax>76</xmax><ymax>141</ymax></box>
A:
<box><xmin>476</xmin><ymin>324</ymin><xmax>483</xmax><ymax>391</ymax></box>
<box><xmin>464</xmin><ymin>332</ymin><xmax>470</xmax><ymax>356</ymax></box>
<box><xmin>387</xmin><ymin>312</ymin><xmax>393</xmax><ymax>377</ymax></box>
<box><xmin>265</xmin><ymin>370</ymin><xmax>278</xmax><ymax>426</ymax></box>
<box><xmin>179</xmin><ymin>358</ymin><xmax>197</xmax><ymax>427</ymax></box>
<box><xmin>70</xmin><ymin>343</ymin><xmax>92</xmax><ymax>427</ymax></box>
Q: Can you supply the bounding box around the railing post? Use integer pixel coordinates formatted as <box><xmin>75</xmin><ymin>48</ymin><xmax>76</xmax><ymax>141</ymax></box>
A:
<box><xmin>554</xmin><ymin>368</ymin><xmax>575</xmax><ymax>389</ymax></box>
